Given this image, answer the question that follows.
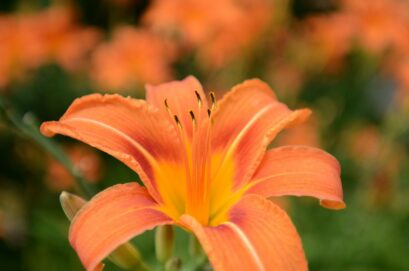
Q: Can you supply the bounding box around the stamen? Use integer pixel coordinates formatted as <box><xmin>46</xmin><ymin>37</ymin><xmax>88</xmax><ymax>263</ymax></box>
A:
<box><xmin>194</xmin><ymin>91</ymin><xmax>202</xmax><ymax>108</ymax></box>
<box><xmin>172</xmin><ymin>112</ymin><xmax>194</xmax><ymax>215</ymax></box>
<box><xmin>164</xmin><ymin>99</ymin><xmax>174</xmax><ymax>116</ymax></box>
<box><xmin>189</xmin><ymin>110</ymin><xmax>196</xmax><ymax>126</ymax></box>
<box><xmin>163</xmin><ymin>98</ymin><xmax>195</xmax><ymax>217</ymax></box>
<box><xmin>173</xmin><ymin>115</ymin><xmax>181</xmax><ymax>127</ymax></box>
<box><xmin>210</xmin><ymin>92</ymin><xmax>216</xmax><ymax>111</ymax></box>
<box><xmin>163</xmin><ymin>96</ymin><xmax>216</xmax><ymax>224</ymax></box>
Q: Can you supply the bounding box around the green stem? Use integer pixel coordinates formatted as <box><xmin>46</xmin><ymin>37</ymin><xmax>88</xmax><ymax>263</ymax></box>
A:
<box><xmin>0</xmin><ymin>98</ymin><xmax>94</xmax><ymax>198</ymax></box>
<box><xmin>137</xmin><ymin>264</ymin><xmax>153</xmax><ymax>271</ymax></box>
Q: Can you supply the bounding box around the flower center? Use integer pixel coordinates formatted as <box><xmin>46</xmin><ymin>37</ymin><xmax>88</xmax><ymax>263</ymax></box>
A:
<box><xmin>163</xmin><ymin>91</ymin><xmax>217</xmax><ymax>225</ymax></box>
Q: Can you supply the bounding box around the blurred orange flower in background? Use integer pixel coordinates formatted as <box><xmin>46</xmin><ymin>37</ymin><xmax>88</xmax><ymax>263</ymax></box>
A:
<box><xmin>0</xmin><ymin>14</ymin><xmax>44</xmax><ymax>88</ymax></box>
<box><xmin>302</xmin><ymin>13</ymin><xmax>355</xmax><ymax>72</ymax></box>
<box><xmin>144</xmin><ymin>0</ymin><xmax>272</xmax><ymax>68</ymax></box>
<box><xmin>0</xmin><ymin>6</ymin><xmax>100</xmax><ymax>89</ymax></box>
<box><xmin>36</xmin><ymin>7</ymin><xmax>101</xmax><ymax>72</ymax></box>
<box><xmin>301</xmin><ymin>0</ymin><xmax>409</xmax><ymax>79</ymax></box>
<box><xmin>90</xmin><ymin>27</ymin><xmax>177</xmax><ymax>92</ymax></box>
<box><xmin>295</xmin><ymin>0</ymin><xmax>409</xmax><ymax>112</ymax></box>
<box><xmin>342</xmin><ymin>0</ymin><xmax>409</xmax><ymax>107</ymax></box>
<box><xmin>341</xmin><ymin>0</ymin><xmax>409</xmax><ymax>54</ymax></box>
<box><xmin>347</xmin><ymin>125</ymin><xmax>382</xmax><ymax>162</ymax></box>
<box><xmin>342</xmin><ymin>125</ymin><xmax>403</xmax><ymax>207</ymax></box>
<box><xmin>45</xmin><ymin>144</ymin><xmax>102</xmax><ymax>191</ymax></box>
<box><xmin>268</xmin><ymin>60</ymin><xmax>306</xmax><ymax>98</ymax></box>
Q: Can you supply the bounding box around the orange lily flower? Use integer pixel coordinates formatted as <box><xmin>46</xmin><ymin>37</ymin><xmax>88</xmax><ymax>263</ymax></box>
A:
<box><xmin>41</xmin><ymin>76</ymin><xmax>344</xmax><ymax>271</ymax></box>
<box><xmin>45</xmin><ymin>144</ymin><xmax>101</xmax><ymax>191</ymax></box>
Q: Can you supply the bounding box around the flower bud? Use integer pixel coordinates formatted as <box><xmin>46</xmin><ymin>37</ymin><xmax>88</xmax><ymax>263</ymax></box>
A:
<box><xmin>155</xmin><ymin>225</ymin><xmax>174</xmax><ymax>263</ymax></box>
<box><xmin>189</xmin><ymin>234</ymin><xmax>203</xmax><ymax>257</ymax></box>
<box><xmin>59</xmin><ymin>191</ymin><xmax>86</xmax><ymax>221</ymax></box>
<box><xmin>165</xmin><ymin>257</ymin><xmax>181</xmax><ymax>271</ymax></box>
<box><xmin>107</xmin><ymin>242</ymin><xmax>148</xmax><ymax>270</ymax></box>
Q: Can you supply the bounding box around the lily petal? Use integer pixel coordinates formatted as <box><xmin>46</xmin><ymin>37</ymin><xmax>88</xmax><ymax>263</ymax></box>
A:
<box><xmin>40</xmin><ymin>94</ymin><xmax>183</xmax><ymax>205</ymax></box>
<box><xmin>248</xmin><ymin>145</ymin><xmax>345</xmax><ymax>209</ymax></box>
<box><xmin>210</xmin><ymin>79</ymin><xmax>310</xmax><ymax>211</ymax></box>
<box><xmin>146</xmin><ymin>75</ymin><xmax>208</xmax><ymax>138</ymax></box>
<box><xmin>182</xmin><ymin>195</ymin><xmax>307</xmax><ymax>271</ymax></box>
<box><xmin>70</xmin><ymin>183</ymin><xmax>172</xmax><ymax>271</ymax></box>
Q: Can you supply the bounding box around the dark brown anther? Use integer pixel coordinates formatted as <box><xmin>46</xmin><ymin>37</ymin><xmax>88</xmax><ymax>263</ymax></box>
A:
<box><xmin>174</xmin><ymin>115</ymin><xmax>181</xmax><ymax>126</ymax></box>
<box><xmin>194</xmin><ymin>91</ymin><xmax>202</xmax><ymax>107</ymax></box>
<box><xmin>164</xmin><ymin>99</ymin><xmax>170</xmax><ymax>113</ymax></box>
<box><xmin>207</xmin><ymin>109</ymin><xmax>211</xmax><ymax>118</ymax></box>
<box><xmin>210</xmin><ymin>92</ymin><xmax>216</xmax><ymax>110</ymax></box>
<box><xmin>189</xmin><ymin>110</ymin><xmax>196</xmax><ymax>124</ymax></box>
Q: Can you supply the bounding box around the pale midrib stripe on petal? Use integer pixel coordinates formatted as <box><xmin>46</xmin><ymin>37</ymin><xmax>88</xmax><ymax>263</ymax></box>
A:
<box><xmin>65</xmin><ymin>117</ymin><xmax>160</xmax><ymax>168</ymax></box>
<box><xmin>77</xmin><ymin>207</ymin><xmax>166</xmax><ymax>258</ymax></box>
<box><xmin>212</xmin><ymin>104</ymin><xmax>277</xmax><ymax>181</ymax></box>
<box><xmin>76</xmin><ymin>207</ymin><xmax>148</xmax><ymax>251</ymax></box>
<box><xmin>223</xmin><ymin>221</ymin><xmax>266</xmax><ymax>271</ymax></box>
<box><xmin>225</xmin><ymin>104</ymin><xmax>276</xmax><ymax>161</ymax></box>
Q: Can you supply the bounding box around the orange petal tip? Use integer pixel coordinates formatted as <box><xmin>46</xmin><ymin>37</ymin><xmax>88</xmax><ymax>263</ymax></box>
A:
<box><xmin>59</xmin><ymin>191</ymin><xmax>86</xmax><ymax>221</ymax></box>
<box><xmin>40</xmin><ymin>121</ymin><xmax>57</xmax><ymax>137</ymax></box>
<box><xmin>320</xmin><ymin>200</ymin><xmax>346</xmax><ymax>210</ymax></box>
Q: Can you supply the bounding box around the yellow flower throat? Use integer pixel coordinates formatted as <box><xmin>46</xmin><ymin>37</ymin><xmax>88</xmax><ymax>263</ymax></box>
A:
<box><xmin>155</xmin><ymin>92</ymin><xmax>242</xmax><ymax>226</ymax></box>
